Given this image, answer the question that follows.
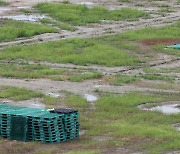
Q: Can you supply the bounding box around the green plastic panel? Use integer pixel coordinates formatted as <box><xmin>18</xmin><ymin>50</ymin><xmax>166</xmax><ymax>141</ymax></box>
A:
<box><xmin>166</xmin><ymin>44</ymin><xmax>180</xmax><ymax>50</ymax></box>
<box><xmin>0</xmin><ymin>104</ymin><xmax>80</xmax><ymax>143</ymax></box>
<box><xmin>10</xmin><ymin>116</ymin><xmax>28</xmax><ymax>141</ymax></box>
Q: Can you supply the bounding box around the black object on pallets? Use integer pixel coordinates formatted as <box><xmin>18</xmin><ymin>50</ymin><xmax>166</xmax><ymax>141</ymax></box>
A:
<box><xmin>0</xmin><ymin>105</ymin><xmax>80</xmax><ymax>143</ymax></box>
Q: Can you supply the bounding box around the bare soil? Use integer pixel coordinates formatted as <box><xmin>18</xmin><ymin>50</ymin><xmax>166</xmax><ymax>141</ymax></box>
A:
<box><xmin>140</xmin><ymin>39</ymin><xmax>180</xmax><ymax>46</ymax></box>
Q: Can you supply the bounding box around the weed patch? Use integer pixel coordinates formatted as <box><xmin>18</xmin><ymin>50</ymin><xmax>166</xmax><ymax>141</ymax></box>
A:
<box><xmin>0</xmin><ymin>20</ymin><xmax>57</xmax><ymax>42</ymax></box>
<box><xmin>65</xmin><ymin>94</ymin><xmax>89</xmax><ymax>111</ymax></box>
<box><xmin>65</xmin><ymin>92</ymin><xmax>180</xmax><ymax>153</ymax></box>
<box><xmin>141</xmin><ymin>74</ymin><xmax>175</xmax><ymax>82</ymax></box>
<box><xmin>111</xmin><ymin>74</ymin><xmax>139</xmax><ymax>86</ymax></box>
<box><xmin>0</xmin><ymin>64</ymin><xmax>101</xmax><ymax>82</ymax></box>
<box><xmin>119</xmin><ymin>20</ymin><xmax>180</xmax><ymax>41</ymax></box>
<box><xmin>36</xmin><ymin>3</ymin><xmax>149</xmax><ymax>26</ymax></box>
<box><xmin>0</xmin><ymin>39</ymin><xmax>141</xmax><ymax>66</ymax></box>
<box><xmin>0</xmin><ymin>86</ymin><xmax>43</xmax><ymax>101</ymax></box>
<box><xmin>40</xmin><ymin>18</ymin><xmax>77</xmax><ymax>31</ymax></box>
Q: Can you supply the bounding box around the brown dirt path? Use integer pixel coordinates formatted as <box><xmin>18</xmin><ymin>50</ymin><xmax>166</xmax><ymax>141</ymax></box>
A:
<box><xmin>0</xmin><ymin>77</ymin><xmax>179</xmax><ymax>96</ymax></box>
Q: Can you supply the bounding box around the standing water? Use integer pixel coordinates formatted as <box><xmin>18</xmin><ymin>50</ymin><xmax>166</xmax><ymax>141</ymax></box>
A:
<box><xmin>150</xmin><ymin>104</ymin><xmax>180</xmax><ymax>114</ymax></box>
<box><xmin>1</xmin><ymin>14</ymin><xmax>45</xmax><ymax>22</ymax></box>
<box><xmin>84</xmin><ymin>94</ymin><xmax>97</xmax><ymax>102</ymax></box>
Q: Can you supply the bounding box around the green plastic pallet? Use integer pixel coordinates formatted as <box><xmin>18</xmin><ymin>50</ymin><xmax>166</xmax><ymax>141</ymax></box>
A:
<box><xmin>166</xmin><ymin>44</ymin><xmax>180</xmax><ymax>50</ymax></box>
<box><xmin>0</xmin><ymin>104</ymin><xmax>80</xmax><ymax>143</ymax></box>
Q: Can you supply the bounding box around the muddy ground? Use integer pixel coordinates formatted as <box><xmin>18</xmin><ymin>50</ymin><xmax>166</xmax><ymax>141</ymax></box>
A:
<box><xmin>0</xmin><ymin>0</ymin><xmax>180</xmax><ymax>153</ymax></box>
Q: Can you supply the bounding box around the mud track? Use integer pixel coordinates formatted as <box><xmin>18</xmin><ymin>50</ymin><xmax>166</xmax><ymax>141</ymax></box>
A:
<box><xmin>0</xmin><ymin>77</ymin><xmax>179</xmax><ymax>97</ymax></box>
<box><xmin>0</xmin><ymin>13</ymin><xmax>179</xmax><ymax>49</ymax></box>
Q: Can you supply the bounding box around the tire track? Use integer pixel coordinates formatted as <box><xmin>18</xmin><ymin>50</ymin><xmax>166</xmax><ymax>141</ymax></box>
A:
<box><xmin>0</xmin><ymin>11</ymin><xmax>179</xmax><ymax>49</ymax></box>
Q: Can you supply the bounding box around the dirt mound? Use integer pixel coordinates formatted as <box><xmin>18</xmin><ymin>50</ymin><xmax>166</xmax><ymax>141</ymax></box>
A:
<box><xmin>140</xmin><ymin>39</ymin><xmax>180</xmax><ymax>46</ymax></box>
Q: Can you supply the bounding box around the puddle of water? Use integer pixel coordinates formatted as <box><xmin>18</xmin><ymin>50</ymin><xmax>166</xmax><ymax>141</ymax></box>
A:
<box><xmin>80</xmin><ymin>130</ymin><xmax>86</xmax><ymax>136</ymax></box>
<box><xmin>0</xmin><ymin>7</ymin><xmax>11</xmax><ymax>13</ymax></box>
<box><xmin>94</xmin><ymin>85</ymin><xmax>102</xmax><ymax>88</ymax></box>
<box><xmin>47</xmin><ymin>92</ymin><xmax>60</xmax><ymax>98</ymax></box>
<box><xmin>2</xmin><ymin>14</ymin><xmax>45</xmax><ymax>22</ymax></box>
<box><xmin>0</xmin><ymin>7</ymin><xmax>11</xmax><ymax>11</ymax></box>
<box><xmin>172</xmin><ymin>123</ymin><xmax>180</xmax><ymax>131</ymax></box>
<box><xmin>150</xmin><ymin>104</ymin><xmax>180</xmax><ymax>114</ymax></box>
<box><xmin>92</xmin><ymin>136</ymin><xmax>112</xmax><ymax>142</ymax></box>
<box><xmin>0</xmin><ymin>98</ymin><xmax>45</xmax><ymax>108</ymax></box>
<box><xmin>84</xmin><ymin>94</ymin><xmax>97</xmax><ymax>102</ymax></box>
<box><xmin>17</xmin><ymin>6</ymin><xmax>31</xmax><ymax>9</ymax></box>
<box><xmin>80</xmin><ymin>2</ymin><xmax>94</xmax><ymax>6</ymax></box>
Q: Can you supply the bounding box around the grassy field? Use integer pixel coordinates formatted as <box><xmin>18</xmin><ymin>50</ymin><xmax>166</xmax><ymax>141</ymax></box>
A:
<box><xmin>35</xmin><ymin>3</ymin><xmax>149</xmax><ymax>26</ymax></box>
<box><xmin>118</xmin><ymin>20</ymin><xmax>180</xmax><ymax>41</ymax></box>
<box><xmin>0</xmin><ymin>90</ymin><xmax>179</xmax><ymax>153</ymax></box>
<box><xmin>0</xmin><ymin>38</ymin><xmax>141</xmax><ymax>66</ymax></box>
<box><xmin>0</xmin><ymin>21</ymin><xmax>179</xmax><ymax>67</ymax></box>
<box><xmin>0</xmin><ymin>64</ymin><xmax>102</xmax><ymax>82</ymax></box>
<box><xmin>63</xmin><ymin>92</ymin><xmax>180</xmax><ymax>153</ymax></box>
<box><xmin>0</xmin><ymin>20</ymin><xmax>57</xmax><ymax>42</ymax></box>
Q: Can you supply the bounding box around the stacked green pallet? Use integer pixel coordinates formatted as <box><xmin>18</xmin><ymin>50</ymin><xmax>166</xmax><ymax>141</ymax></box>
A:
<box><xmin>50</xmin><ymin>109</ymin><xmax>80</xmax><ymax>140</ymax></box>
<box><xmin>166</xmin><ymin>44</ymin><xmax>180</xmax><ymax>50</ymax></box>
<box><xmin>9</xmin><ymin>108</ymin><xmax>49</xmax><ymax>142</ymax></box>
<box><xmin>0</xmin><ymin>105</ymin><xmax>25</xmax><ymax>139</ymax></box>
<box><xmin>64</xmin><ymin>112</ymin><xmax>80</xmax><ymax>140</ymax></box>
<box><xmin>0</xmin><ymin>104</ymin><xmax>80</xmax><ymax>143</ymax></box>
<box><xmin>31</xmin><ymin>113</ymin><xmax>66</xmax><ymax>143</ymax></box>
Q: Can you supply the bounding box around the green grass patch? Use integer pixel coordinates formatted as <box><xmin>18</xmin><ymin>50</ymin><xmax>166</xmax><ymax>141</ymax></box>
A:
<box><xmin>0</xmin><ymin>64</ymin><xmax>101</xmax><ymax>82</ymax></box>
<box><xmin>41</xmin><ymin>96</ymin><xmax>57</xmax><ymax>105</ymax></box>
<box><xmin>141</xmin><ymin>74</ymin><xmax>175</xmax><ymax>82</ymax></box>
<box><xmin>0</xmin><ymin>86</ymin><xmax>43</xmax><ymax>101</ymax></box>
<box><xmin>118</xmin><ymin>20</ymin><xmax>180</xmax><ymax>41</ymax></box>
<box><xmin>68</xmin><ymin>72</ymin><xmax>102</xmax><ymax>82</ymax></box>
<box><xmin>0</xmin><ymin>38</ymin><xmax>141</xmax><ymax>66</ymax></box>
<box><xmin>111</xmin><ymin>74</ymin><xmax>139</xmax><ymax>86</ymax></box>
<box><xmin>0</xmin><ymin>0</ymin><xmax>8</xmax><ymax>5</ymax></box>
<box><xmin>35</xmin><ymin>3</ymin><xmax>149</xmax><ymax>26</ymax></box>
<box><xmin>40</xmin><ymin>18</ymin><xmax>77</xmax><ymax>31</ymax></box>
<box><xmin>0</xmin><ymin>20</ymin><xmax>57</xmax><ymax>42</ymax></box>
<box><xmin>0</xmin><ymin>64</ymin><xmax>67</xmax><ymax>79</ymax></box>
<box><xmin>65</xmin><ymin>94</ymin><xmax>89</xmax><ymax>111</ymax></box>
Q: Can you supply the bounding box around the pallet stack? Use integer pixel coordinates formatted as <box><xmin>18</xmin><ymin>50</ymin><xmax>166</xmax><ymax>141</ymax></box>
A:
<box><xmin>31</xmin><ymin>113</ymin><xmax>66</xmax><ymax>143</ymax></box>
<box><xmin>0</xmin><ymin>105</ymin><xmax>24</xmax><ymax>139</ymax></box>
<box><xmin>50</xmin><ymin>109</ymin><xmax>80</xmax><ymax>140</ymax></box>
<box><xmin>0</xmin><ymin>104</ymin><xmax>80</xmax><ymax>143</ymax></box>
